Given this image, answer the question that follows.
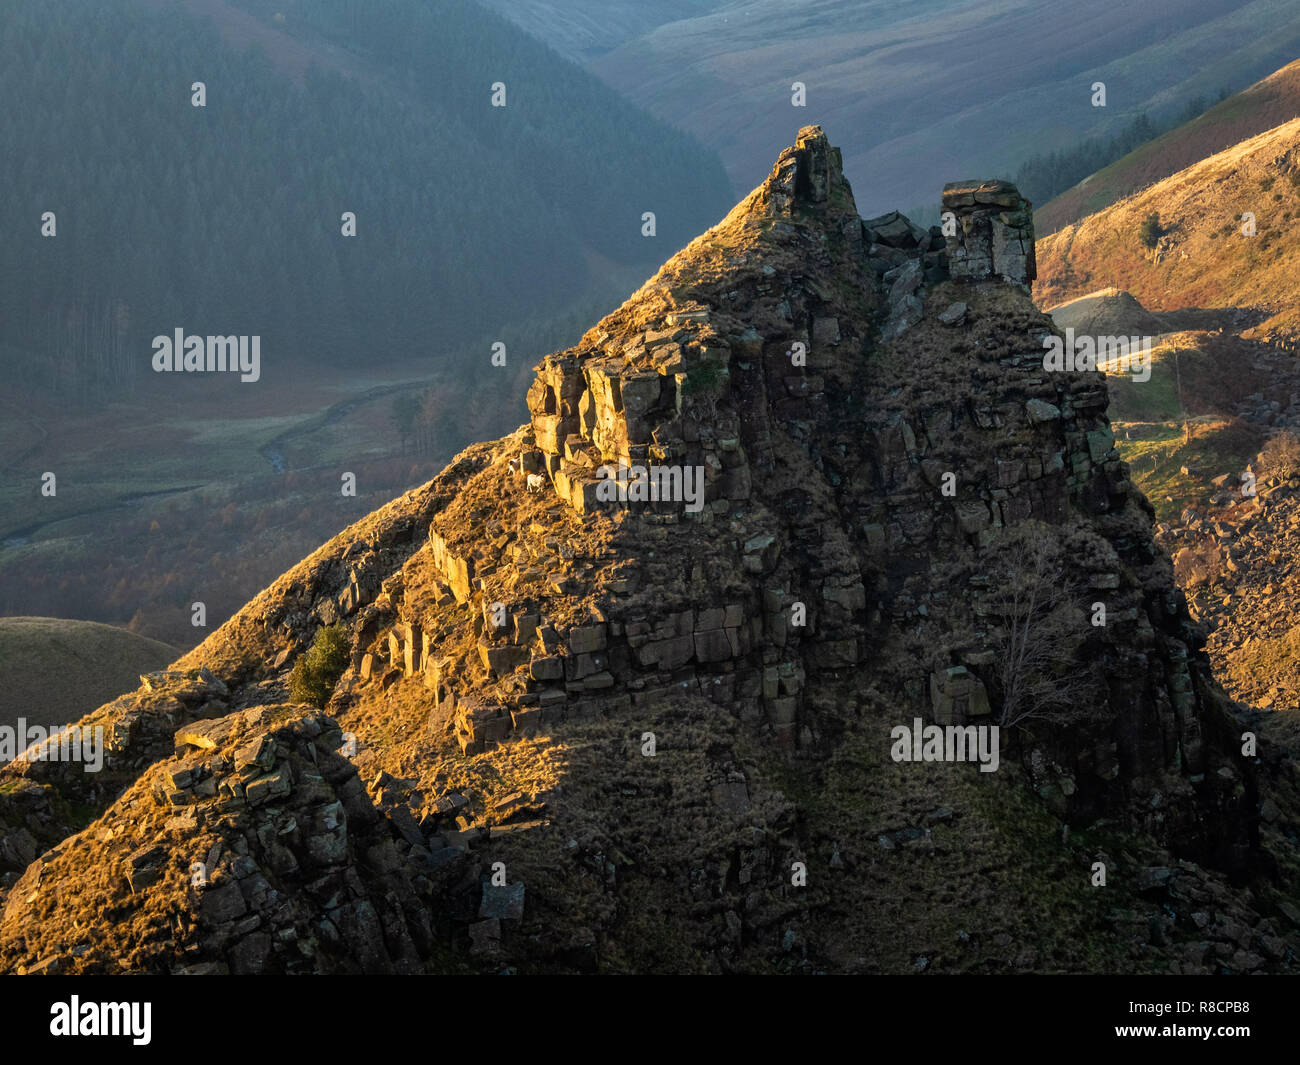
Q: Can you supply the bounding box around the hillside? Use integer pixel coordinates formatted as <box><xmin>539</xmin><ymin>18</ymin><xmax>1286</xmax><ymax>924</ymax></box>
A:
<box><xmin>0</xmin><ymin>0</ymin><xmax>733</xmax><ymax>400</ymax></box>
<box><xmin>1046</xmin><ymin>288</ymin><xmax>1165</xmax><ymax>338</ymax></box>
<box><xmin>1038</xmin><ymin>57</ymin><xmax>1300</xmax><ymax>234</ymax></box>
<box><xmin>0</xmin><ymin>619</ymin><xmax>177</xmax><ymax>730</ymax></box>
<box><xmin>519</xmin><ymin>0</ymin><xmax>1300</xmax><ymax>215</ymax></box>
<box><xmin>0</xmin><ymin>0</ymin><xmax>734</xmax><ymax>653</ymax></box>
<box><xmin>1036</xmin><ymin>115</ymin><xmax>1300</xmax><ymax>737</ymax></box>
<box><xmin>2</xmin><ymin>129</ymin><xmax>1297</xmax><ymax>975</ymax></box>
<box><xmin>1036</xmin><ymin>118</ymin><xmax>1300</xmax><ymax>532</ymax></box>
<box><xmin>478</xmin><ymin>0</ymin><xmax>721</xmax><ymax>64</ymax></box>
<box><xmin>1170</xmin><ymin>469</ymin><xmax>1300</xmax><ymax>711</ymax></box>
<box><xmin>1040</xmin><ymin>286</ymin><xmax>1277</xmax><ymax>524</ymax></box>
<box><xmin>1036</xmin><ymin>118</ymin><xmax>1300</xmax><ymax>347</ymax></box>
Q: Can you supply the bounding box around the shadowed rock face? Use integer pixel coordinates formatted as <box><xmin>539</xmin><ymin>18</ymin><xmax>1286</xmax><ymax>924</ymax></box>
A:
<box><xmin>494</xmin><ymin>127</ymin><xmax>1248</xmax><ymax>865</ymax></box>
<box><xmin>1</xmin><ymin>127</ymin><xmax>1292</xmax><ymax>975</ymax></box>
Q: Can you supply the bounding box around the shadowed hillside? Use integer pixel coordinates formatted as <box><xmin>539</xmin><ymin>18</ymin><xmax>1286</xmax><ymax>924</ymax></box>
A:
<box><xmin>0</xmin><ymin>0</ymin><xmax>734</xmax><ymax>400</ymax></box>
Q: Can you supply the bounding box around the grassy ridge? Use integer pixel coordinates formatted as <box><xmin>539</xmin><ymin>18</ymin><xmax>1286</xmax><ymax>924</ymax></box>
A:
<box><xmin>1035</xmin><ymin>119</ymin><xmax>1300</xmax><ymax>334</ymax></box>
<box><xmin>0</xmin><ymin>618</ymin><xmax>177</xmax><ymax>730</ymax></box>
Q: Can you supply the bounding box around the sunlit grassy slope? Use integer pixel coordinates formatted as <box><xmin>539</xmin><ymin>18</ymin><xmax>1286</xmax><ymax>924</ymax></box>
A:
<box><xmin>0</xmin><ymin>617</ymin><xmax>178</xmax><ymax>729</ymax></box>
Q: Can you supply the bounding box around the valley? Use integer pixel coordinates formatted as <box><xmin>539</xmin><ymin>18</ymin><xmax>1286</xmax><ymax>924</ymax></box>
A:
<box><xmin>0</xmin><ymin>359</ymin><xmax>507</xmax><ymax>649</ymax></box>
<box><xmin>487</xmin><ymin>0</ymin><xmax>1300</xmax><ymax>215</ymax></box>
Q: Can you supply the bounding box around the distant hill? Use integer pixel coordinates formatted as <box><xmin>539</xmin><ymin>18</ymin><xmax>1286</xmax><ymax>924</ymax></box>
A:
<box><xmin>490</xmin><ymin>0</ymin><xmax>1300</xmax><ymax>215</ymax></box>
<box><xmin>1038</xmin><ymin>57</ymin><xmax>1300</xmax><ymax>234</ymax></box>
<box><xmin>0</xmin><ymin>618</ymin><xmax>177</xmax><ymax>730</ymax></box>
<box><xmin>1045</xmin><ymin>288</ymin><xmax>1166</xmax><ymax>338</ymax></box>
<box><xmin>478</xmin><ymin>0</ymin><xmax>721</xmax><ymax>64</ymax></box>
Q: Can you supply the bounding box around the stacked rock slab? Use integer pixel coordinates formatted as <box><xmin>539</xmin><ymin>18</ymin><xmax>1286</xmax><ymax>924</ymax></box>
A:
<box><xmin>930</xmin><ymin>665</ymin><xmax>993</xmax><ymax>725</ymax></box>
<box><xmin>520</xmin><ymin>126</ymin><xmax>954</xmax><ymax>519</ymax></box>
<box><xmin>0</xmin><ymin>708</ymin><xmax>441</xmax><ymax>974</ymax></box>
<box><xmin>523</xmin><ymin>315</ymin><xmax>745</xmax><ymax>519</ymax></box>
<box><xmin>861</xmin><ymin>210</ymin><xmax>950</xmax><ymax>338</ymax></box>
<box><xmin>942</xmin><ymin>179</ymin><xmax>1036</xmax><ymax>286</ymax></box>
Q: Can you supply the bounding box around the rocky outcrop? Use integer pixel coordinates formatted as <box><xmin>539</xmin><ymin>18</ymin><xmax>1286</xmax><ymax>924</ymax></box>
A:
<box><xmin>2</xmin><ymin>126</ymin><xmax>1295</xmax><ymax>975</ymax></box>
<box><xmin>943</xmin><ymin>179</ymin><xmax>1036</xmax><ymax>286</ymax></box>
<box><xmin>408</xmin><ymin>131</ymin><xmax>1245</xmax><ymax>871</ymax></box>
<box><xmin>2</xmin><ymin>707</ymin><xmax>440</xmax><ymax>974</ymax></box>
<box><xmin>1166</xmin><ymin>468</ymin><xmax>1300</xmax><ymax>710</ymax></box>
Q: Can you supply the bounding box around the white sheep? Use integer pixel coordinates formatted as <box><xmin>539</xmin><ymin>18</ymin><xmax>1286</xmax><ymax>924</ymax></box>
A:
<box><xmin>507</xmin><ymin>457</ymin><xmax>520</xmax><ymax>476</ymax></box>
<box><xmin>526</xmin><ymin>472</ymin><xmax>546</xmax><ymax>493</ymax></box>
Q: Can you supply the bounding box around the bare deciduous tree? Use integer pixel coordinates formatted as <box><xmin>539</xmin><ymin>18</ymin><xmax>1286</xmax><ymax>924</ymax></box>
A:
<box><xmin>1258</xmin><ymin>430</ymin><xmax>1300</xmax><ymax>482</ymax></box>
<box><xmin>984</xmin><ymin>523</ymin><xmax>1099</xmax><ymax>729</ymax></box>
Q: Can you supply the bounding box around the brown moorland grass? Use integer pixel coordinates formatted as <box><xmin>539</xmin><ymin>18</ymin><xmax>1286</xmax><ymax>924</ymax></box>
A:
<box><xmin>1038</xmin><ymin>58</ymin><xmax>1300</xmax><ymax>235</ymax></box>
<box><xmin>1035</xmin><ymin>118</ymin><xmax>1300</xmax><ymax>330</ymax></box>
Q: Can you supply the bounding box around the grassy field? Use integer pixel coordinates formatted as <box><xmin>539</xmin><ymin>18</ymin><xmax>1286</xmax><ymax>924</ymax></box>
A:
<box><xmin>1115</xmin><ymin>418</ymin><xmax>1263</xmax><ymax>522</ymax></box>
<box><xmin>1094</xmin><ymin>334</ymin><xmax>1267</xmax><ymax>522</ymax></box>
<box><xmin>0</xmin><ymin>617</ymin><xmax>177</xmax><ymax>730</ymax></box>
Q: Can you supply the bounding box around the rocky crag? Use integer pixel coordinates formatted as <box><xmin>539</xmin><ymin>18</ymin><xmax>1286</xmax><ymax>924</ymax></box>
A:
<box><xmin>2</xmin><ymin>127</ymin><xmax>1296</xmax><ymax>975</ymax></box>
